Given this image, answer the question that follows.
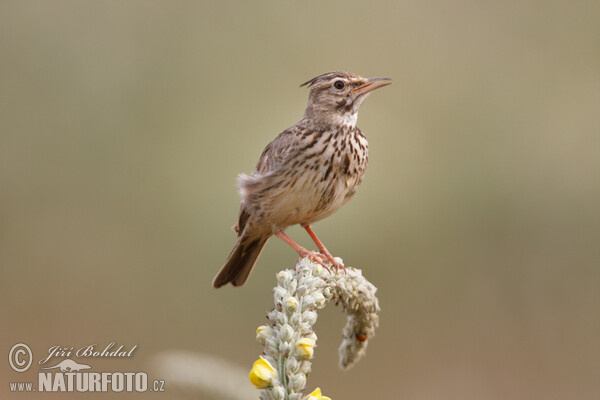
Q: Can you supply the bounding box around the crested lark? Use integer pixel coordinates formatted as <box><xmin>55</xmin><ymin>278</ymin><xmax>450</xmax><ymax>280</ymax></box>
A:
<box><xmin>213</xmin><ymin>71</ymin><xmax>391</xmax><ymax>288</ymax></box>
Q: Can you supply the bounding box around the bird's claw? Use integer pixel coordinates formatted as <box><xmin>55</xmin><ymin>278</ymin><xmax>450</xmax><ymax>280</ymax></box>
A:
<box><xmin>296</xmin><ymin>248</ymin><xmax>332</xmax><ymax>274</ymax></box>
<box><xmin>319</xmin><ymin>250</ymin><xmax>346</xmax><ymax>274</ymax></box>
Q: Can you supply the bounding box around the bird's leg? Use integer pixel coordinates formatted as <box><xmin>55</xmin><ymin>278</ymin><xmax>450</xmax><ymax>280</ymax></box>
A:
<box><xmin>275</xmin><ymin>231</ymin><xmax>331</xmax><ymax>273</ymax></box>
<box><xmin>303</xmin><ymin>225</ymin><xmax>345</xmax><ymax>272</ymax></box>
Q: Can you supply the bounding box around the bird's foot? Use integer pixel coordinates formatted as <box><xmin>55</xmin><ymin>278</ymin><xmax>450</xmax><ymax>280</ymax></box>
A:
<box><xmin>319</xmin><ymin>249</ymin><xmax>345</xmax><ymax>274</ymax></box>
<box><xmin>275</xmin><ymin>231</ymin><xmax>333</xmax><ymax>273</ymax></box>
<box><xmin>302</xmin><ymin>225</ymin><xmax>345</xmax><ymax>273</ymax></box>
<box><xmin>296</xmin><ymin>248</ymin><xmax>332</xmax><ymax>274</ymax></box>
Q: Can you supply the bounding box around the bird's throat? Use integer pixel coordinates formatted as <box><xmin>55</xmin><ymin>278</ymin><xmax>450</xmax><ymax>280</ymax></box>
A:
<box><xmin>301</xmin><ymin>108</ymin><xmax>358</xmax><ymax>130</ymax></box>
<box><xmin>332</xmin><ymin>112</ymin><xmax>358</xmax><ymax>129</ymax></box>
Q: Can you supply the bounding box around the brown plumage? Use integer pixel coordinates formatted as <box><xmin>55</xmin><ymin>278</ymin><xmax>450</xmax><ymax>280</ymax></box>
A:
<box><xmin>213</xmin><ymin>71</ymin><xmax>391</xmax><ymax>288</ymax></box>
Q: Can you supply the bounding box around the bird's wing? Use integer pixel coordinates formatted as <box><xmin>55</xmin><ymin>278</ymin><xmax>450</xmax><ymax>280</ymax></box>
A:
<box><xmin>254</xmin><ymin>127</ymin><xmax>299</xmax><ymax>174</ymax></box>
<box><xmin>234</xmin><ymin>127</ymin><xmax>300</xmax><ymax>234</ymax></box>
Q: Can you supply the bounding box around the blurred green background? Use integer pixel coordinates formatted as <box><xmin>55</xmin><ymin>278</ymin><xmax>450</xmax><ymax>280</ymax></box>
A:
<box><xmin>1</xmin><ymin>1</ymin><xmax>599</xmax><ymax>399</ymax></box>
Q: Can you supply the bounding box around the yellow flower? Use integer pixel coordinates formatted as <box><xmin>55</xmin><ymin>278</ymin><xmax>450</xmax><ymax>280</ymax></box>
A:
<box><xmin>306</xmin><ymin>387</ymin><xmax>331</xmax><ymax>400</ymax></box>
<box><xmin>249</xmin><ymin>356</ymin><xmax>277</xmax><ymax>388</ymax></box>
<box><xmin>295</xmin><ymin>337</ymin><xmax>315</xmax><ymax>360</ymax></box>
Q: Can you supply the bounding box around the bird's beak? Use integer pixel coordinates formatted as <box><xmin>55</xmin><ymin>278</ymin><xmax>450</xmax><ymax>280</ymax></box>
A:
<box><xmin>353</xmin><ymin>77</ymin><xmax>392</xmax><ymax>96</ymax></box>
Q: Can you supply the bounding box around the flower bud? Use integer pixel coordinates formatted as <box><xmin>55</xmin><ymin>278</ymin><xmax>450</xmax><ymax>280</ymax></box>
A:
<box><xmin>272</xmin><ymin>386</ymin><xmax>286</xmax><ymax>400</ymax></box>
<box><xmin>256</xmin><ymin>325</ymin><xmax>273</xmax><ymax>344</ymax></box>
<box><xmin>312</xmin><ymin>292</ymin><xmax>326</xmax><ymax>307</ymax></box>
<box><xmin>302</xmin><ymin>311</ymin><xmax>318</xmax><ymax>325</ymax></box>
<box><xmin>277</xmin><ymin>270</ymin><xmax>293</xmax><ymax>285</ymax></box>
<box><xmin>289</xmin><ymin>373</ymin><xmax>306</xmax><ymax>391</ymax></box>
<box><xmin>274</xmin><ymin>286</ymin><xmax>287</xmax><ymax>301</ymax></box>
<box><xmin>286</xmin><ymin>356</ymin><xmax>300</xmax><ymax>374</ymax></box>
<box><xmin>285</xmin><ymin>296</ymin><xmax>299</xmax><ymax>313</ymax></box>
<box><xmin>295</xmin><ymin>337</ymin><xmax>315</xmax><ymax>360</ymax></box>
<box><xmin>279</xmin><ymin>324</ymin><xmax>294</xmax><ymax>342</ymax></box>
<box><xmin>278</xmin><ymin>341</ymin><xmax>292</xmax><ymax>357</ymax></box>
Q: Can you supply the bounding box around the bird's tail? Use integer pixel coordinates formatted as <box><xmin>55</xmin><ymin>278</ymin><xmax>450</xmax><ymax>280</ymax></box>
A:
<box><xmin>212</xmin><ymin>234</ymin><xmax>268</xmax><ymax>288</ymax></box>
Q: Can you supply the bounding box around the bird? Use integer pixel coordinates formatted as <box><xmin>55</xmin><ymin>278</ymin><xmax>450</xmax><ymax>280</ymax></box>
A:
<box><xmin>213</xmin><ymin>71</ymin><xmax>391</xmax><ymax>288</ymax></box>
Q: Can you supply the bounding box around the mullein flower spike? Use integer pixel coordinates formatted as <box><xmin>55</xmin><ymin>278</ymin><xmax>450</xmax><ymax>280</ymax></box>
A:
<box><xmin>251</xmin><ymin>257</ymin><xmax>380</xmax><ymax>400</ymax></box>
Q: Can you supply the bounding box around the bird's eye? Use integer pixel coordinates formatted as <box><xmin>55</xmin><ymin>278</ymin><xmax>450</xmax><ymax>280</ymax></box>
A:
<box><xmin>333</xmin><ymin>80</ymin><xmax>345</xmax><ymax>90</ymax></box>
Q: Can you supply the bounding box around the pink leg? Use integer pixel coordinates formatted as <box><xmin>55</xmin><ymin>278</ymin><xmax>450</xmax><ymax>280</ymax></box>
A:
<box><xmin>275</xmin><ymin>231</ymin><xmax>331</xmax><ymax>273</ymax></box>
<box><xmin>303</xmin><ymin>225</ymin><xmax>345</xmax><ymax>271</ymax></box>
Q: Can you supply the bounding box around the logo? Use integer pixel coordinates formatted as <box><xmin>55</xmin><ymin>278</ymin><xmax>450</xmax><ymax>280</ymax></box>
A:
<box><xmin>8</xmin><ymin>342</ymin><xmax>165</xmax><ymax>394</ymax></box>
<box><xmin>40</xmin><ymin>359</ymin><xmax>91</xmax><ymax>372</ymax></box>
<box><xmin>9</xmin><ymin>343</ymin><xmax>33</xmax><ymax>372</ymax></box>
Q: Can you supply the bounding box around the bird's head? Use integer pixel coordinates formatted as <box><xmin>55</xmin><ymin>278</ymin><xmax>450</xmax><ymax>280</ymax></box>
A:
<box><xmin>300</xmin><ymin>71</ymin><xmax>391</xmax><ymax>128</ymax></box>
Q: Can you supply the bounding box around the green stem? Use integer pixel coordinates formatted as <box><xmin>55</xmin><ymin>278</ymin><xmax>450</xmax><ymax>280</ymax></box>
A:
<box><xmin>280</xmin><ymin>356</ymin><xmax>288</xmax><ymax>399</ymax></box>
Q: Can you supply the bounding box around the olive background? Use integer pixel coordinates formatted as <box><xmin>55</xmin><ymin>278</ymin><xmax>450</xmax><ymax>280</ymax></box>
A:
<box><xmin>1</xmin><ymin>1</ymin><xmax>598</xmax><ymax>399</ymax></box>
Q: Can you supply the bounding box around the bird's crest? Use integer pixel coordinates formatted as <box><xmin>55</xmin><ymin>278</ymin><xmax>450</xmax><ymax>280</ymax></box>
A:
<box><xmin>300</xmin><ymin>71</ymin><xmax>351</xmax><ymax>88</ymax></box>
